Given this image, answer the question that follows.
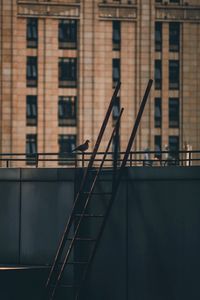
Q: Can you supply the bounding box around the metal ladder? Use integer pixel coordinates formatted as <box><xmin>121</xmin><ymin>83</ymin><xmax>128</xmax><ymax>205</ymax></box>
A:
<box><xmin>45</xmin><ymin>79</ymin><xmax>153</xmax><ymax>300</ymax></box>
<box><xmin>45</xmin><ymin>82</ymin><xmax>121</xmax><ymax>299</ymax></box>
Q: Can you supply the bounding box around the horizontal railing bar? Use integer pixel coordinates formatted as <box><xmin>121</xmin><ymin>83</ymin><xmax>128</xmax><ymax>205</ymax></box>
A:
<box><xmin>0</xmin><ymin>150</ymin><xmax>199</xmax><ymax>157</ymax></box>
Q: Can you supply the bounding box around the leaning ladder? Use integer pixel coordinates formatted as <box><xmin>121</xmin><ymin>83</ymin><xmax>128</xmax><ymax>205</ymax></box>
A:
<box><xmin>75</xmin><ymin>79</ymin><xmax>153</xmax><ymax>300</ymax></box>
<box><xmin>45</xmin><ymin>82</ymin><xmax>121</xmax><ymax>299</ymax></box>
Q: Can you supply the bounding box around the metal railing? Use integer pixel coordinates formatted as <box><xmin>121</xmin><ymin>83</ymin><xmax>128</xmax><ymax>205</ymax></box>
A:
<box><xmin>0</xmin><ymin>150</ymin><xmax>199</xmax><ymax>168</ymax></box>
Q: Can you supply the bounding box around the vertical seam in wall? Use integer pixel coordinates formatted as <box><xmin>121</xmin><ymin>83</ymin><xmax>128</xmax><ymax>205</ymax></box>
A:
<box><xmin>0</xmin><ymin>0</ymin><xmax>3</xmax><ymax>155</ymax></box>
<box><xmin>81</xmin><ymin>0</ymin><xmax>85</xmax><ymax>143</ymax></box>
<box><xmin>180</xmin><ymin>22</ymin><xmax>183</xmax><ymax>147</ymax></box>
<box><xmin>138</xmin><ymin>2</ymin><xmax>142</xmax><ymax>153</ymax></box>
<box><xmin>43</xmin><ymin>18</ymin><xmax>46</xmax><ymax>166</ymax></box>
<box><xmin>134</xmin><ymin>11</ymin><xmax>137</xmax><ymax>152</ymax></box>
<box><xmin>77</xmin><ymin>16</ymin><xmax>80</xmax><ymax>147</ymax></box>
<box><xmin>18</xmin><ymin>168</ymin><xmax>22</xmax><ymax>264</ymax></box>
<box><xmin>91</xmin><ymin>0</ymin><xmax>95</xmax><ymax>147</ymax></box>
<box><xmin>196</xmin><ymin>24</ymin><xmax>199</xmax><ymax>148</ymax></box>
<box><xmin>11</xmin><ymin>0</ymin><xmax>14</xmax><ymax>157</ymax></box>
<box><xmin>149</xmin><ymin>0</ymin><xmax>152</xmax><ymax>147</ymax></box>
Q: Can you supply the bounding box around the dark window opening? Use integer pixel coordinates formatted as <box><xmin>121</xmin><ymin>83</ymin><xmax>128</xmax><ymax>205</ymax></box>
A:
<box><xmin>113</xmin><ymin>21</ymin><xmax>120</xmax><ymax>51</ymax></box>
<box><xmin>58</xmin><ymin>19</ymin><xmax>77</xmax><ymax>49</ymax></box>
<box><xmin>170</xmin><ymin>0</ymin><xmax>180</xmax><ymax>3</ymax></box>
<box><xmin>169</xmin><ymin>98</ymin><xmax>179</xmax><ymax>128</ymax></box>
<box><xmin>155</xmin><ymin>98</ymin><xmax>162</xmax><ymax>128</ymax></box>
<box><xmin>112</xmin><ymin>133</ymin><xmax>120</xmax><ymax>162</ymax></box>
<box><xmin>113</xmin><ymin>59</ymin><xmax>120</xmax><ymax>88</ymax></box>
<box><xmin>155</xmin><ymin>22</ymin><xmax>162</xmax><ymax>52</ymax></box>
<box><xmin>155</xmin><ymin>135</ymin><xmax>162</xmax><ymax>159</ymax></box>
<box><xmin>26</xmin><ymin>134</ymin><xmax>37</xmax><ymax>165</ymax></box>
<box><xmin>27</xmin><ymin>18</ymin><xmax>38</xmax><ymax>48</ymax></box>
<box><xmin>112</xmin><ymin>97</ymin><xmax>120</xmax><ymax>125</ymax></box>
<box><xmin>169</xmin><ymin>22</ymin><xmax>180</xmax><ymax>52</ymax></box>
<box><xmin>169</xmin><ymin>135</ymin><xmax>179</xmax><ymax>160</ymax></box>
<box><xmin>59</xmin><ymin>58</ymin><xmax>77</xmax><ymax>88</ymax></box>
<box><xmin>27</xmin><ymin>56</ymin><xmax>37</xmax><ymax>87</ymax></box>
<box><xmin>26</xmin><ymin>95</ymin><xmax>37</xmax><ymax>126</ymax></box>
<box><xmin>58</xmin><ymin>96</ymin><xmax>77</xmax><ymax>126</ymax></box>
<box><xmin>58</xmin><ymin>134</ymin><xmax>76</xmax><ymax>165</ymax></box>
<box><xmin>169</xmin><ymin>60</ymin><xmax>179</xmax><ymax>90</ymax></box>
<box><xmin>155</xmin><ymin>60</ymin><xmax>162</xmax><ymax>90</ymax></box>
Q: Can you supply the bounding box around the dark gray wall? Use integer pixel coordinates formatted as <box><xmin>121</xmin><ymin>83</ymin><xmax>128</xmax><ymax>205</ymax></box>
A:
<box><xmin>0</xmin><ymin>168</ymin><xmax>75</xmax><ymax>265</ymax></box>
<box><xmin>0</xmin><ymin>167</ymin><xmax>200</xmax><ymax>300</ymax></box>
<box><xmin>82</xmin><ymin>167</ymin><xmax>200</xmax><ymax>300</ymax></box>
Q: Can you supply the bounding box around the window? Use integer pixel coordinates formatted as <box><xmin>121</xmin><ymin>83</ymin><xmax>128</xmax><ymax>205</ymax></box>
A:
<box><xmin>27</xmin><ymin>18</ymin><xmax>38</xmax><ymax>48</ymax></box>
<box><xmin>155</xmin><ymin>60</ymin><xmax>162</xmax><ymax>90</ymax></box>
<box><xmin>112</xmin><ymin>59</ymin><xmax>120</xmax><ymax>87</ymax></box>
<box><xmin>155</xmin><ymin>22</ymin><xmax>162</xmax><ymax>52</ymax></box>
<box><xmin>112</xmin><ymin>132</ymin><xmax>120</xmax><ymax>163</ymax></box>
<box><xmin>113</xmin><ymin>21</ymin><xmax>120</xmax><ymax>51</ymax></box>
<box><xmin>58</xmin><ymin>19</ymin><xmax>77</xmax><ymax>49</ymax></box>
<box><xmin>155</xmin><ymin>98</ymin><xmax>162</xmax><ymax>128</ymax></box>
<box><xmin>26</xmin><ymin>95</ymin><xmax>37</xmax><ymax>126</ymax></box>
<box><xmin>113</xmin><ymin>97</ymin><xmax>120</xmax><ymax>125</ymax></box>
<box><xmin>169</xmin><ymin>60</ymin><xmax>179</xmax><ymax>90</ymax></box>
<box><xmin>58</xmin><ymin>96</ymin><xmax>76</xmax><ymax>126</ymax></box>
<box><xmin>27</xmin><ymin>56</ymin><xmax>37</xmax><ymax>87</ymax></box>
<box><xmin>169</xmin><ymin>98</ymin><xmax>179</xmax><ymax>128</ymax></box>
<box><xmin>169</xmin><ymin>136</ymin><xmax>179</xmax><ymax>159</ymax></box>
<box><xmin>155</xmin><ymin>135</ymin><xmax>162</xmax><ymax>159</ymax></box>
<box><xmin>58</xmin><ymin>135</ymin><xmax>76</xmax><ymax>164</ymax></box>
<box><xmin>169</xmin><ymin>22</ymin><xmax>180</xmax><ymax>52</ymax></box>
<box><xmin>26</xmin><ymin>134</ymin><xmax>37</xmax><ymax>165</ymax></box>
<box><xmin>170</xmin><ymin>0</ymin><xmax>180</xmax><ymax>3</ymax></box>
<box><xmin>59</xmin><ymin>58</ymin><xmax>77</xmax><ymax>88</ymax></box>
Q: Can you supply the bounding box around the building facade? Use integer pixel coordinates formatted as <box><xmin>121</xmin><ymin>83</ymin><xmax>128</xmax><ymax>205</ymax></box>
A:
<box><xmin>0</xmin><ymin>0</ymin><xmax>200</xmax><ymax>166</ymax></box>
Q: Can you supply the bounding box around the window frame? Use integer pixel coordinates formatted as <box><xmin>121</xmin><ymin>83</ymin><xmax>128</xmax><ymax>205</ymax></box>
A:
<box><xmin>26</xmin><ymin>134</ymin><xmax>37</xmax><ymax>165</ymax></box>
<box><xmin>112</xmin><ymin>59</ymin><xmax>120</xmax><ymax>87</ymax></box>
<box><xmin>169</xmin><ymin>97</ymin><xmax>179</xmax><ymax>128</ymax></box>
<box><xmin>154</xmin><ymin>135</ymin><xmax>162</xmax><ymax>159</ymax></box>
<box><xmin>58</xmin><ymin>58</ymin><xmax>77</xmax><ymax>88</ymax></box>
<box><xmin>155</xmin><ymin>22</ymin><xmax>162</xmax><ymax>52</ymax></box>
<box><xmin>169</xmin><ymin>22</ymin><xmax>180</xmax><ymax>52</ymax></box>
<box><xmin>154</xmin><ymin>97</ymin><xmax>162</xmax><ymax>128</ymax></box>
<box><xmin>27</xmin><ymin>56</ymin><xmax>38</xmax><ymax>87</ymax></box>
<box><xmin>27</xmin><ymin>18</ymin><xmax>38</xmax><ymax>48</ymax></box>
<box><xmin>155</xmin><ymin>60</ymin><xmax>162</xmax><ymax>90</ymax></box>
<box><xmin>58</xmin><ymin>19</ymin><xmax>77</xmax><ymax>49</ymax></box>
<box><xmin>58</xmin><ymin>96</ymin><xmax>77</xmax><ymax>126</ymax></box>
<box><xmin>169</xmin><ymin>60</ymin><xmax>179</xmax><ymax>90</ymax></box>
<box><xmin>169</xmin><ymin>135</ymin><xmax>179</xmax><ymax>160</ymax></box>
<box><xmin>112</xmin><ymin>21</ymin><xmax>121</xmax><ymax>51</ymax></box>
<box><xmin>58</xmin><ymin>134</ymin><xmax>76</xmax><ymax>165</ymax></box>
<box><xmin>26</xmin><ymin>95</ymin><xmax>37</xmax><ymax>126</ymax></box>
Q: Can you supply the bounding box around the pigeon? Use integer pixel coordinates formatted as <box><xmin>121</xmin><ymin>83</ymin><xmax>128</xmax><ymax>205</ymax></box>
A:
<box><xmin>72</xmin><ymin>140</ymin><xmax>90</xmax><ymax>152</ymax></box>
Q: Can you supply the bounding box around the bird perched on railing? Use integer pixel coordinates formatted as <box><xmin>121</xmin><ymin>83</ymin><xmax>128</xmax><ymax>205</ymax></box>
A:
<box><xmin>71</xmin><ymin>140</ymin><xmax>90</xmax><ymax>152</ymax></box>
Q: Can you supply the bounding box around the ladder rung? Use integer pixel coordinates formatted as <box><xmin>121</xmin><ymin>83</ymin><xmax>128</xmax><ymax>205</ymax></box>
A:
<box><xmin>74</xmin><ymin>214</ymin><xmax>104</xmax><ymax>218</ymax></box>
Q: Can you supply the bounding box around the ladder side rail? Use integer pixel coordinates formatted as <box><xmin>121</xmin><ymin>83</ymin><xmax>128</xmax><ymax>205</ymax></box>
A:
<box><xmin>75</xmin><ymin>79</ymin><xmax>153</xmax><ymax>300</ymax></box>
<box><xmin>49</xmin><ymin>109</ymin><xmax>124</xmax><ymax>300</ymax></box>
<box><xmin>45</xmin><ymin>81</ymin><xmax>121</xmax><ymax>290</ymax></box>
